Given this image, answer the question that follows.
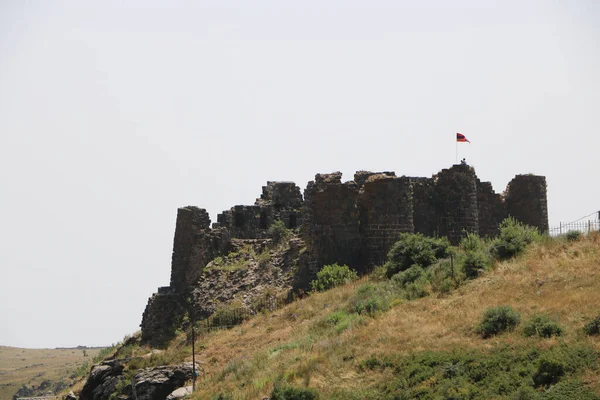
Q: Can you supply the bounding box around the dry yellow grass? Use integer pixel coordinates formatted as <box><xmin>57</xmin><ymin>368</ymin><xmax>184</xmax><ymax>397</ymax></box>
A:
<box><xmin>0</xmin><ymin>346</ymin><xmax>102</xmax><ymax>399</ymax></box>
<box><xmin>176</xmin><ymin>234</ymin><xmax>600</xmax><ymax>398</ymax></box>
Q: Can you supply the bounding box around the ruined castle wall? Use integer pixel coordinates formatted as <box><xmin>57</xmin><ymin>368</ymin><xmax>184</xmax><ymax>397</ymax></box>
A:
<box><xmin>411</xmin><ymin>177</ymin><xmax>437</xmax><ymax>237</ymax></box>
<box><xmin>302</xmin><ymin>172</ymin><xmax>364</xmax><ymax>270</ymax></box>
<box><xmin>505</xmin><ymin>175</ymin><xmax>549</xmax><ymax>233</ymax></box>
<box><xmin>477</xmin><ymin>180</ymin><xmax>507</xmax><ymax>238</ymax></box>
<box><xmin>358</xmin><ymin>175</ymin><xmax>414</xmax><ymax>267</ymax></box>
<box><xmin>170</xmin><ymin>207</ymin><xmax>212</xmax><ymax>292</ymax></box>
<box><xmin>434</xmin><ymin>165</ymin><xmax>479</xmax><ymax>244</ymax></box>
<box><xmin>216</xmin><ymin>205</ymin><xmax>265</xmax><ymax>239</ymax></box>
<box><xmin>140</xmin><ymin>287</ymin><xmax>185</xmax><ymax>348</ymax></box>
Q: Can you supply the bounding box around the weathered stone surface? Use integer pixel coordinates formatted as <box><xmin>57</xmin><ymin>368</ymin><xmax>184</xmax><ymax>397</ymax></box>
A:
<box><xmin>505</xmin><ymin>175</ymin><xmax>549</xmax><ymax>233</ymax></box>
<box><xmin>477</xmin><ymin>180</ymin><xmax>507</xmax><ymax>238</ymax></box>
<box><xmin>79</xmin><ymin>360</ymin><xmax>124</xmax><ymax>400</ymax></box>
<box><xmin>140</xmin><ymin>288</ymin><xmax>185</xmax><ymax>348</ymax></box>
<box><xmin>65</xmin><ymin>390</ymin><xmax>77</xmax><ymax>400</ymax></box>
<box><xmin>166</xmin><ymin>385</ymin><xmax>192</xmax><ymax>399</ymax></box>
<box><xmin>129</xmin><ymin>362</ymin><xmax>196</xmax><ymax>400</ymax></box>
<box><xmin>359</xmin><ymin>175</ymin><xmax>414</xmax><ymax>267</ymax></box>
<box><xmin>170</xmin><ymin>207</ymin><xmax>230</xmax><ymax>292</ymax></box>
<box><xmin>434</xmin><ymin>165</ymin><xmax>480</xmax><ymax>244</ymax></box>
<box><xmin>191</xmin><ymin>237</ymin><xmax>304</xmax><ymax>319</ymax></box>
<box><xmin>302</xmin><ymin>172</ymin><xmax>364</xmax><ymax>271</ymax></box>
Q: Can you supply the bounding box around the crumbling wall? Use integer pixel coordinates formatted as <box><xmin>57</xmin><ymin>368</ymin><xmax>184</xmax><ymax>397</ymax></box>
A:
<box><xmin>140</xmin><ymin>287</ymin><xmax>185</xmax><ymax>348</ymax></box>
<box><xmin>170</xmin><ymin>206</ymin><xmax>230</xmax><ymax>292</ymax></box>
<box><xmin>434</xmin><ymin>165</ymin><xmax>479</xmax><ymax>245</ymax></box>
<box><xmin>215</xmin><ymin>182</ymin><xmax>304</xmax><ymax>236</ymax></box>
<box><xmin>411</xmin><ymin>177</ymin><xmax>437</xmax><ymax>237</ymax></box>
<box><xmin>358</xmin><ymin>175</ymin><xmax>414</xmax><ymax>267</ymax></box>
<box><xmin>302</xmin><ymin>172</ymin><xmax>364</xmax><ymax>270</ymax></box>
<box><xmin>141</xmin><ymin>166</ymin><xmax>550</xmax><ymax>347</ymax></box>
<box><xmin>477</xmin><ymin>180</ymin><xmax>507</xmax><ymax>238</ymax></box>
<box><xmin>505</xmin><ymin>175</ymin><xmax>549</xmax><ymax>233</ymax></box>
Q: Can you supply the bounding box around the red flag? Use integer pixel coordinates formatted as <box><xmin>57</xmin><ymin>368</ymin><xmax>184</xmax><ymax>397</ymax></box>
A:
<box><xmin>456</xmin><ymin>133</ymin><xmax>470</xmax><ymax>143</ymax></box>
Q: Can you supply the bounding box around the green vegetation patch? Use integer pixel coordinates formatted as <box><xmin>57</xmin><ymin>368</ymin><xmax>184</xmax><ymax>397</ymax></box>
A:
<box><xmin>310</xmin><ymin>263</ymin><xmax>358</xmax><ymax>292</ymax></box>
<box><xmin>522</xmin><ymin>314</ymin><xmax>563</xmax><ymax>338</ymax></box>
<box><xmin>477</xmin><ymin>305</ymin><xmax>521</xmax><ymax>338</ymax></box>
<box><xmin>358</xmin><ymin>344</ymin><xmax>598</xmax><ymax>399</ymax></box>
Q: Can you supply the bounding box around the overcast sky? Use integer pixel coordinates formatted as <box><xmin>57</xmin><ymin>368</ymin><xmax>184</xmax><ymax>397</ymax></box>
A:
<box><xmin>1</xmin><ymin>1</ymin><xmax>598</xmax><ymax>348</ymax></box>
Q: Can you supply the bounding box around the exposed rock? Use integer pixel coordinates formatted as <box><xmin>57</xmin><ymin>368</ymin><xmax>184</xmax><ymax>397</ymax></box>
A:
<box><xmin>131</xmin><ymin>362</ymin><xmax>197</xmax><ymax>400</ymax></box>
<box><xmin>65</xmin><ymin>390</ymin><xmax>77</xmax><ymax>400</ymax></box>
<box><xmin>166</xmin><ymin>385</ymin><xmax>192</xmax><ymax>399</ymax></box>
<box><xmin>79</xmin><ymin>360</ymin><xmax>124</xmax><ymax>400</ymax></box>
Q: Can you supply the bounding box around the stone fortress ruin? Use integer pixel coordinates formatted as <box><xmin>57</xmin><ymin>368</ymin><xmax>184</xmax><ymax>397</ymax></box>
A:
<box><xmin>140</xmin><ymin>164</ymin><xmax>548</xmax><ymax>346</ymax></box>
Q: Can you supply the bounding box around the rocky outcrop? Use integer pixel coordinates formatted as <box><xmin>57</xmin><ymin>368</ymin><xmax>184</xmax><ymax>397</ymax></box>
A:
<box><xmin>130</xmin><ymin>362</ymin><xmax>196</xmax><ymax>400</ymax></box>
<box><xmin>79</xmin><ymin>360</ymin><xmax>124</xmax><ymax>400</ymax></box>
<box><xmin>79</xmin><ymin>361</ymin><xmax>197</xmax><ymax>400</ymax></box>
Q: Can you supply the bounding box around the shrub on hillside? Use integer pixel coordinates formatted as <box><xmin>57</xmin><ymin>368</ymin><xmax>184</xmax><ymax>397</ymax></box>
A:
<box><xmin>491</xmin><ymin>217</ymin><xmax>540</xmax><ymax>260</ymax></box>
<box><xmin>269</xmin><ymin>220</ymin><xmax>291</xmax><ymax>244</ymax></box>
<box><xmin>565</xmin><ymin>230</ymin><xmax>583</xmax><ymax>242</ymax></box>
<box><xmin>533</xmin><ymin>355</ymin><xmax>565</xmax><ymax>387</ymax></box>
<box><xmin>310</xmin><ymin>263</ymin><xmax>358</xmax><ymax>292</ymax></box>
<box><xmin>478</xmin><ymin>306</ymin><xmax>521</xmax><ymax>338</ymax></box>
<box><xmin>271</xmin><ymin>384</ymin><xmax>318</xmax><ymax>400</ymax></box>
<box><xmin>583</xmin><ymin>314</ymin><xmax>600</xmax><ymax>336</ymax></box>
<box><xmin>391</xmin><ymin>264</ymin><xmax>424</xmax><ymax>286</ymax></box>
<box><xmin>460</xmin><ymin>233</ymin><xmax>492</xmax><ymax>278</ymax></box>
<box><xmin>522</xmin><ymin>314</ymin><xmax>563</xmax><ymax>338</ymax></box>
<box><xmin>385</xmin><ymin>233</ymin><xmax>450</xmax><ymax>277</ymax></box>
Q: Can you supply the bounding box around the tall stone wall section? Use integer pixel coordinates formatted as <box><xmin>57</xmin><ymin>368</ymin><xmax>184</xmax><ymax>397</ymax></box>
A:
<box><xmin>358</xmin><ymin>175</ymin><xmax>414</xmax><ymax>267</ymax></box>
<box><xmin>302</xmin><ymin>172</ymin><xmax>364</xmax><ymax>271</ymax></box>
<box><xmin>411</xmin><ymin>177</ymin><xmax>437</xmax><ymax>237</ymax></box>
<box><xmin>505</xmin><ymin>175</ymin><xmax>549</xmax><ymax>233</ymax></box>
<box><xmin>434</xmin><ymin>165</ymin><xmax>480</xmax><ymax>244</ymax></box>
<box><xmin>476</xmin><ymin>180</ymin><xmax>507</xmax><ymax>238</ymax></box>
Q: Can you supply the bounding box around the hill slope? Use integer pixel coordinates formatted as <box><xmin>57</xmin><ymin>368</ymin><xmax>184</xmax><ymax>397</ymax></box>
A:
<box><xmin>191</xmin><ymin>234</ymin><xmax>600</xmax><ymax>398</ymax></box>
<box><xmin>0</xmin><ymin>346</ymin><xmax>103</xmax><ymax>399</ymax></box>
<box><xmin>81</xmin><ymin>233</ymin><xmax>600</xmax><ymax>399</ymax></box>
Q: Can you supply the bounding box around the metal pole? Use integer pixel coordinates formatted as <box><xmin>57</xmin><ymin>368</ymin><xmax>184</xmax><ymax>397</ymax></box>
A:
<box><xmin>191</xmin><ymin>308</ymin><xmax>196</xmax><ymax>392</ymax></box>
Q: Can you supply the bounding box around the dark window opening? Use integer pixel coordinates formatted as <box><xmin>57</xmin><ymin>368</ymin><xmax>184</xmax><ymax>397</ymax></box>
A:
<box><xmin>259</xmin><ymin>212</ymin><xmax>268</xmax><ymax>229</ymax></box>
<box><xmin>234</xmin><ymin>212</ymin><xmax>244</xmax><ymax>228</ymax></box>
<box><xmin>288</xmin><ymin>213</ymin><xmax>297</xmax><ymax>229</ymax></box>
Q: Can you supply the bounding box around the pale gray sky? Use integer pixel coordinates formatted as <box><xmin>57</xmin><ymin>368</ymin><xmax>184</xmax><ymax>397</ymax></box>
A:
<box><xmin>1</xmin><ymin>0</ymin><xmax>598</xmax><ymax>348</ymax></box>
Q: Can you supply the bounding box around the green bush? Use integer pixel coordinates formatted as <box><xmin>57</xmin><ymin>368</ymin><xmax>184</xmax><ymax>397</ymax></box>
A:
<box><xmin>522</xmin><ymin>314</ymin><xmax>563</xmax><ymax>338</ymax></box>
<box><xmin>565</xmin><ymin>230</ymin><xmax>583</xmax><ymax>242</ymax></box>
<box><xmin>533</xmin><ymin>355</ymin><xmax>565</xmax><ymax>387</ymax></box>
<box><xmin>269</xmin><ymin>220</ymin><xmax>291</xmax><ymax>244</ymax></box>
<box><xmin>460</xmin><ymin>233</ymin><xmax>491</xmax><ymax>278</ymax></box>
<box><xmin>271</xmin><ymin>384</ymin><xmax>318</xmax><ymax>400</ymax></box>
<box><xmin>478</xmin><ymin>306</ymin><xmax>521</xmax><ymax>338</ymax></box>
<box><xmin>310</xmin><ymin>263</ymin><xmax>358</xmax><ymax>292</ymax></box>
<box><xmin>391</xmin><ymin>265</ymin><xmax>424</xmax><ymax>286</ymax></box>
<box><xmin>541</xmin><ymin>379</ymin><xmax>600</xmax><ymax>400</ymax></box>
<box><xmin>492</xmin><ymin>217</ymin><xmax>540</xmax><ymax>260</ymax></box>
<box><xmin>385</xmin><ymin>233</ymin><xmax>450</xmax><ymax>277</ymax></box>
<box><xmin>583</xmin><ymin>314</ymin><xmax>600</xmax><ymax>336</ymax></box>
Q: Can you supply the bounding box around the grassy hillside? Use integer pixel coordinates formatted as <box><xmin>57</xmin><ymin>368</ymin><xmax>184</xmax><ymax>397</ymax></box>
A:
<box><xmin>0</xmin><ymin>346</ymin><xmax>104</xmax><ymax>399</ymax></box>
<box><xmin>84</xmin><ymin>231</ymin><xmax>600</xmax><ymax>399</ymax></box>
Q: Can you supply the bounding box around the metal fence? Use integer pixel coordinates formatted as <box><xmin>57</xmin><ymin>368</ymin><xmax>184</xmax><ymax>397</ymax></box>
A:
<box><xmin>195</xmin><ymin>292</ymin><xmax>297</xmax><ymax>333</ymax></box>
<box><xmin>548</xmin><ymin>216</ymin><xmax>600</xmax><ymax>237</ymax></box>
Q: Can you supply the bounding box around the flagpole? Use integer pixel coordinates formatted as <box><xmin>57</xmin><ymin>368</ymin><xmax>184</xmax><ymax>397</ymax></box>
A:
<box><xmin>455</xmin><ymin>139</ymin><xmax>458</xmax><ymax>164</ymax></box>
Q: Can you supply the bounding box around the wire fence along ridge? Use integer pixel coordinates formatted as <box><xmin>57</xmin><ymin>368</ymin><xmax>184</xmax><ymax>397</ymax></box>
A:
<box><xmin>548</xmin><ymin>211</ymin><xmax>600</xmax><ymax>236</ymax></box>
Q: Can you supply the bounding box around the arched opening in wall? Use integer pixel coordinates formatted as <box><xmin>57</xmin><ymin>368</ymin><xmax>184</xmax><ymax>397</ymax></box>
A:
<box><xmin>259</xmin><ymin>211</ymin><xmax>268</xmax><ymax>229</ymax></box>
<box><xmin>288</xmin><ymin>213</ymin><xmax>297</xmax><ymax>229</ymax></box>
<box><xmin>235</xmin><ymin>212</ymin><xmax>244</xmax><ymax>228</ymax></box>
